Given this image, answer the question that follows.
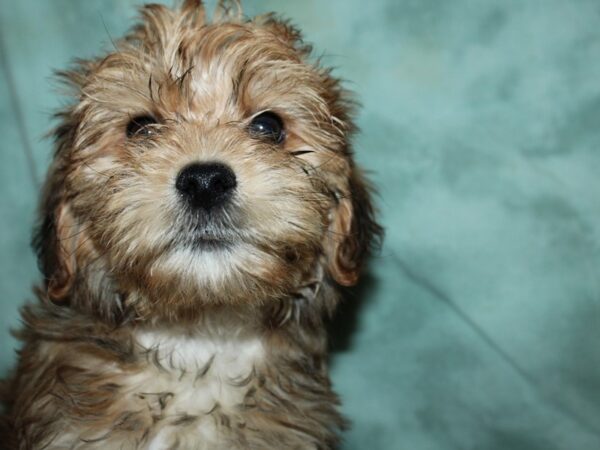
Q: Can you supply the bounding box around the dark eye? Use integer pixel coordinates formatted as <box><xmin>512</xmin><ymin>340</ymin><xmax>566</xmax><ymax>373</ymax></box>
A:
<box><xmin>126</xmin><ymin>115</ymin><xmax>159</xmax><ymax>138</ymax></box>
<box><xmin>248</xmin><ymin>111</ymin><xmax>285</xmax><ymax>144</ymax></box>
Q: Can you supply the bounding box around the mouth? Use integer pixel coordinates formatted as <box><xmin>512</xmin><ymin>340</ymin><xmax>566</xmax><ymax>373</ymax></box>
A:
<box><xmin>189</xmin><ymin>234</ymin><xmax>232</xmax><ymax>251</ymax></box>
<box><xmin>173</xmin><ymin>208</ymin><xmax>241</xmax><ymax>252</ymax></box>
<box><xmin>176</xmin><ymin>224</ymin><xmax>238</xmax><ymax>252</ymax></box>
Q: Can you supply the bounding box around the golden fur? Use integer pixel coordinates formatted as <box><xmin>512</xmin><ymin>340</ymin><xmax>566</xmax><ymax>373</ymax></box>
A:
<box><xmin>1</xmin><ymin>1</ymin><xmax>382</xmax><ymax>448</ymax></box>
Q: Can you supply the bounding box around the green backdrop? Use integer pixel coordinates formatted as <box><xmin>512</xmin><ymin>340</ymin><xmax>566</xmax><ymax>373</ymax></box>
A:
<box><xmin>2</xmin><ymin>1</ymin><xmax>600</xmax><ymax>449</ymax></box>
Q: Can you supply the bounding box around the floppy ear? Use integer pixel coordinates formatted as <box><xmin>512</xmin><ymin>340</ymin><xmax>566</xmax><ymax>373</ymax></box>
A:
<box><xmin>326</xmin><ymin>168</ymin><xmax>383</xmax><ymax>286</ymax></box>
<box><xmin>36</xmin><ymin>203</ymin><xmax>83</xmax><ymax>302</ymax></box>
<box><xmin>32</xmin><ymin>113</ymin><xmax>84</xmax><ymax>304</ymax></box>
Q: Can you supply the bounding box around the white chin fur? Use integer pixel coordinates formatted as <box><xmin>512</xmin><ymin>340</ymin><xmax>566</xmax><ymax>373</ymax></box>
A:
<box><xmin>150</xmin><ymin>242</ymin><xmax>270</xmax><ymax>290</ymax></box>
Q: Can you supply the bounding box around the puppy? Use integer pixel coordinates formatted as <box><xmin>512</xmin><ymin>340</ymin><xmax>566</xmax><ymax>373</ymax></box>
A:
<box><xmin>1</xmin><ymin>1</ymin><xmax>382</xmax><ymax>448</ymax></box>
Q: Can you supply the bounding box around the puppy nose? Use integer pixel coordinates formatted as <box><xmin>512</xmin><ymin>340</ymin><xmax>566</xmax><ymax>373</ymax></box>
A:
<box><xmin>175</xmin><ymin>162</ymin><xmax>237</xmax><ymax>210</ymax></box>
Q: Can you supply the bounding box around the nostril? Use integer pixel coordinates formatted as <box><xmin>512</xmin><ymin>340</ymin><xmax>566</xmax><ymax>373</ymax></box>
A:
<box><xmin>176</xmin><ymin>162</ymin><xmax>237</xmax><ymax>210</ymax></box>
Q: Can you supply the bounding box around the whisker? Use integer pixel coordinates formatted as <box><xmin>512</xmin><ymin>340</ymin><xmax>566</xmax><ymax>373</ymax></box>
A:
<box><xmin>290</xmin><ymin>150</ymin><xmax>314</xmax><ymax>157</ymax></box>
<box><xmin>82</xmin><ymin>161</ymin><xmax>112</xmax><ymax>179</ymax></box>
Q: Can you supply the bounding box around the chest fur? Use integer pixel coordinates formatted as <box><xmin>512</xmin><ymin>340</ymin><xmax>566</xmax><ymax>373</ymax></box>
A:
<box><xmin>128</xmin><ymin>331</ymin><xmax>265</xmax><ymax>449</ymax></box>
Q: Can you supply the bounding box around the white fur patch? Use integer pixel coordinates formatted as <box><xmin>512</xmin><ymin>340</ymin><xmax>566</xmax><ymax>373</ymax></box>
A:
<box><xmin>130</xmin><ymin>329</ymin><xmax>264</xmax><ymax>449</ymax></box>
<box><xmin>155</xmin><ymin>246</ymin><xmax>235</xmax><ymax>286</ymax></box>
<box><xmin>152</xmin><ymin>243</ymin><xmax>271</xmax><ymax>289</ymax></box>
<box><xmin>135</xmin><ymin>328</ymin><xmax>264</xmax><ymax>379</ymax></box>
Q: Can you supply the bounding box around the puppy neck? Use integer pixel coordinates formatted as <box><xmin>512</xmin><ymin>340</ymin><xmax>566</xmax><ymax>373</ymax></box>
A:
<box><xmin>134</xmin><ymin>325</ymin><xmax>265</xmax><ymax>376</ymax></box>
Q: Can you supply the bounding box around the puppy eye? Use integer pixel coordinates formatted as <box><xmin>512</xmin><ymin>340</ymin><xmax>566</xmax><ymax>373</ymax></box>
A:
<box><xmin>248</xmin><ymin>112</ymin><xmax>285</xmax><ymax>144</ymax></box>
<box><xmin>126</xmin><ymin>115</ymin><xmax>159</xmax><ymax>138</ymax></box>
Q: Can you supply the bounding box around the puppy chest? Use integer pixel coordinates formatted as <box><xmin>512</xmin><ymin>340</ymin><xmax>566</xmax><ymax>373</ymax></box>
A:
<box><xmin>128</xmin><ymin>331</ymin><xmax>264</xmax><ymax>447</ymax></box>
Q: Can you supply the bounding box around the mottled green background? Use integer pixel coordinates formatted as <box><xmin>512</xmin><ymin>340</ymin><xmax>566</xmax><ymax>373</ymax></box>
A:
<box><xmin>2</xmin><ymin>1</ymin><xmax>600</xmax><ymax>449</ymax></box>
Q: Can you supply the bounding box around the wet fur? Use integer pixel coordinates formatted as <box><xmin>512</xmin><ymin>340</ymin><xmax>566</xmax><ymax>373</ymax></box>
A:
<box><xmin>0</xmin><ymin>1</ymin><xmax>382</xmax><ymax>449</ymax></box>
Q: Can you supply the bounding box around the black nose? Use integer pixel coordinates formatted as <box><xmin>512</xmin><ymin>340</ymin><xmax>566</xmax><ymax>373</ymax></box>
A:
<box><xmin>175</xmin><ymin>162</ymin><xmax>237</xmax><ymax>210</ymax></box>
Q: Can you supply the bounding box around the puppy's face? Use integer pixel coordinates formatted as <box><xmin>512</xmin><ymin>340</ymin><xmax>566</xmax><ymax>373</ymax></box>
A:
<box><xmin>36</xmin><ymin>2</ymin><xmax>380</xmax><ymax>322</ymax></box>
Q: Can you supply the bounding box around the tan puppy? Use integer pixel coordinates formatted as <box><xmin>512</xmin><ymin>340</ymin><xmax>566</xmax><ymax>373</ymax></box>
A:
<box><xmin>1</xmin><ymin>1</ymin><xmax>382</xmax><ymax>448</ymax></box>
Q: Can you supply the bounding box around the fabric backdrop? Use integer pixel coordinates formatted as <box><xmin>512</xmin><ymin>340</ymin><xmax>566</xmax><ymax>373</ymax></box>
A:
<box><xmin>1</xmin><ymin>1</ymin><xmax>600</xmax><ymax>449</ymax></box>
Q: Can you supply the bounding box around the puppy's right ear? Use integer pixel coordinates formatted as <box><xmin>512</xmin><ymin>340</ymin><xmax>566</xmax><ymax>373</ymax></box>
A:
<box><xmin>35</xmin><ymin>203</ymin><xmax>81</xmax><ymax>303</ymax></box>
<box><xmin>33</xmin><ymin>113</ymin><xmax>82</xmax><ymax>304</ymax></box>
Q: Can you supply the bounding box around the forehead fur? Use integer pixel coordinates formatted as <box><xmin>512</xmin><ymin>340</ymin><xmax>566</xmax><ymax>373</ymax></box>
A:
<box><xmin>61</xmin><ymin>1</ymin><xmax>355</xmax><ymax>156</ymax></box>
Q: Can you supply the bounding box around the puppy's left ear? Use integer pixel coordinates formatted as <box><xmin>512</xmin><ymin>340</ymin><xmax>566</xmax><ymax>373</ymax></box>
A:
<box><xmin>326</xmin><ymin>167</ymin><xmax>383</xmax><ymax>286</ymax></box>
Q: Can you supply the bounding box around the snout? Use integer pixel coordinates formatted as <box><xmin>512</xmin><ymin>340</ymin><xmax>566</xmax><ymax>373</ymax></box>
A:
<box><xmin>175</xmin><ymin>162</ymin><xmax>237</xmax><ymax>211</ymax></box>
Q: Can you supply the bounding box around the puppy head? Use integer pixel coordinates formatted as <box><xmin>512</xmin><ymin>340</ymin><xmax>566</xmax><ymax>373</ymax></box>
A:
<box><xmin>34</xmin><ymin>0</ymin><xmax>382</xmax><ymax>323</ymax></box>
